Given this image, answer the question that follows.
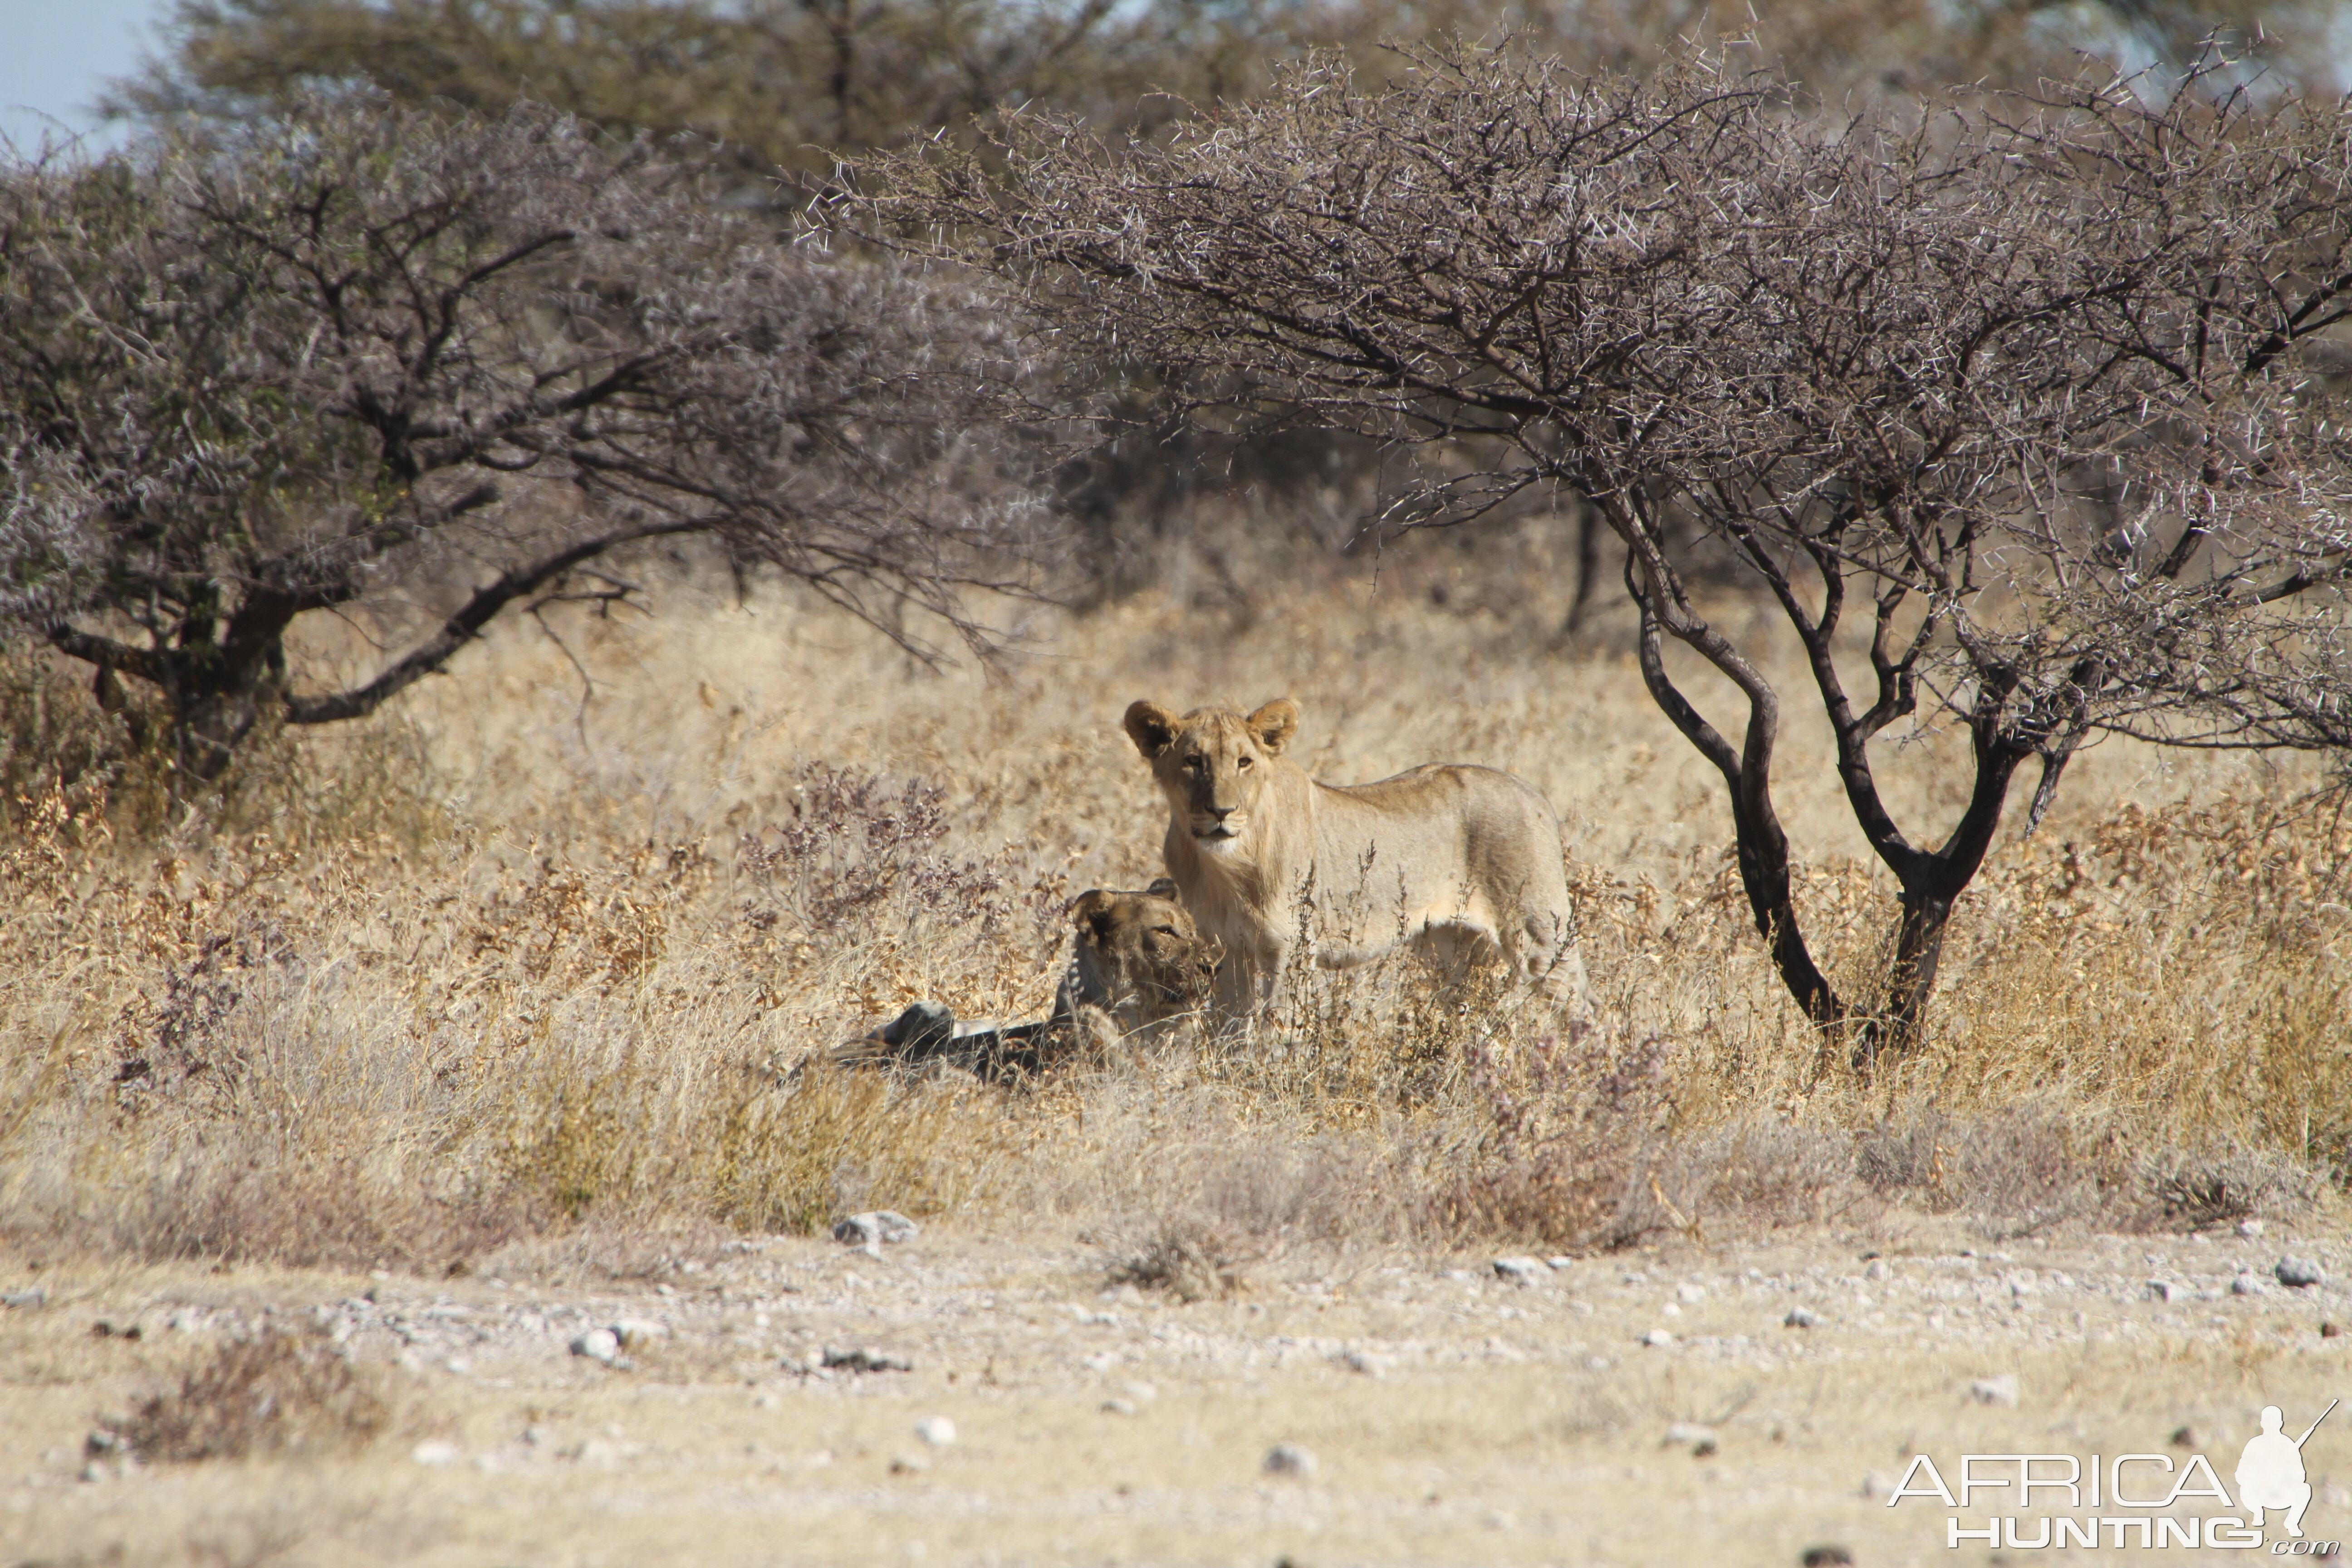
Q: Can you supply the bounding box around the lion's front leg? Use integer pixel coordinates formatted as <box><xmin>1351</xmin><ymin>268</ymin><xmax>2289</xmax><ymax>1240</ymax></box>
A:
<box><xmin>1207</xmin><ymin>936</ymin><xmax>1284</xmax><ymax>1038</ymax></box>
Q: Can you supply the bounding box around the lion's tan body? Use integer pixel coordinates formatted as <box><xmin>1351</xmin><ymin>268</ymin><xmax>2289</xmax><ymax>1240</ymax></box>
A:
<box><xmin>1124</xmin><ymin>698</ymin><xmax>1587</xmax><ymax>1026</ymax></box>
<box><xmin>1053</xmin><ymin>878</ymin><xmax>1217</xmax><ymax>1043</ymax></box>
<box><xmin>843</xmin><ymin>880</ymin><xmax>1213</xmax><ymax>1081</ymax></box>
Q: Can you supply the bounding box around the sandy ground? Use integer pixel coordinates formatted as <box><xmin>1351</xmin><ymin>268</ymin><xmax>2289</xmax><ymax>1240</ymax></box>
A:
<box><xmin>3</xmin><ymin>1218</ymin><xmax>2348</xmax><ymax>1568</ymax></box>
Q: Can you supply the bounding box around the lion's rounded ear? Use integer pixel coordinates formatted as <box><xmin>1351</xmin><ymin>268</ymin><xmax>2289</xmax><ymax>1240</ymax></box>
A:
<box><xmin>1145</xmin><ymin>876</ymin><xmax>1181</xmax><ymax>900</ymax></box>
<box><xmin>1247</xmin><ymin>698</ymin><xmax>1300</xmax><ymax>754</ymax></box>
<box><xmin>1071</xmin><ymin>889</ymin><xmax>1116</xmax><ymax>929</ymax></box>
<box><xmin>1124</xmin><ymin>701</ymin><xmax>1179</xmax><ymax>760</ymax></box>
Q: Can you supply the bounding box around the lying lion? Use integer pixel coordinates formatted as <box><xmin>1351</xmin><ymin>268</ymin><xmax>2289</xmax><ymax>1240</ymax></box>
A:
<box><xmin>1124</xmin><ymin>696</ymin><xmax>1588</xmax><ymax>1028</ymax></box>
<box><xmin>840</xmin><ymin>879</ymin><xmax>1216</xmax><ymax>1082</ymax></box>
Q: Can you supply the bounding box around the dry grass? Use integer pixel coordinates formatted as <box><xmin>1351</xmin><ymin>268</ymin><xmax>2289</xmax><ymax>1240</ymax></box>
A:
<box><xmin>1</xmin><ymin>525</ymin><xmax>2346</xmax><ymax>1281</ymax></box>
<box><xmin>118</xmin><ymin>1330</ymin><xmax>396</xmax><ymax>1464</ymax></box>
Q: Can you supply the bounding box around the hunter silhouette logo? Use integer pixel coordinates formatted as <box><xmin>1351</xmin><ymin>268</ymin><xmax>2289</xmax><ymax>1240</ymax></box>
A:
<box><xmin>1886</xmin><ymin>1397</ymin><xmax>2342</xmax><ymax>1551</ymax></box>
<box><xmin>2239</xmin><ymin>1400</ymin><xmax>2334</xmax><ymax>1540</ymax></box>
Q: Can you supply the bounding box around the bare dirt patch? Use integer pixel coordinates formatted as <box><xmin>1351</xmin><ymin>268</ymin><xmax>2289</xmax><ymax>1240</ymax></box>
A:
<box><xmin>4</xmin><ymin>1220</ymin><xmax>2347</xmax><ymax>1567</ymax></box>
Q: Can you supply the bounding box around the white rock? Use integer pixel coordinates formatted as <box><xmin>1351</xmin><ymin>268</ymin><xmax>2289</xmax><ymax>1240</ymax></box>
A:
<box><xmin>1101</xmin><ymin>1397</ymin><xmax>1138</xmax><ymax>1415</ymax></box>
<box><xmin>1660</xmin><ymin>1302</ymin><xmax>1681</xmax><ymax>1318</ymax></box>
<box><xmin>2145</xmin><ymin>1279</ymin><xmax>2175</xmax><ymax>1302</ymax></box>
<box><xmin>1340</xmin><ymin>1349</ymin><xmax>1389</xmax><ymax>1377</ymax></box>
<box><xmin>1122</xmin><ymin>1381</ymin><xmax>1158</xmax><ymax>1403</ymax></box>
<box><xmin>914</xmin><ymin>1416</ymin><xmax>956</xmax><ymax>1447</ymax></box>
<box><xmin>1262</xmin><ymin>1442</ymin><xmax>1318</xmax><ymax>1478</ymax></box>
<box><xmin>1662</xmin><ymin>1423</ymin><xmax>1717</xmax><ymax>1448</ymax></box>
<box><xmin>832</xmin><ymin>1211</ymin><xmax>921</xmax><ymax>1247</ymax></box>
<box><xmin>1676</xmin><ymin>1282</ymin><xmax>1706</xmax><ymax>1303</ymax></box>
<box><xmin>2237</xmin><ymin>1219</ymin><xmax>2266</xmax><ymax>1238</ymax></box>
<box><xmin>2276</xmin><ymin>1257</ymin><xmax>2326</xmax><ymax>1289</ymax></box>
<box><xmin>2231</xmin><ymin>1274</ymin><xmax>2265</xmax><ymax>1297</ymax></box>
<box><xmin>410</xmin><ymin>1441</ymin><xmax>461</xmax><ymax>1467</ymax></box>
<box><xmin>1865</xmin><ymin>1259</ymin><xmax>1889</xmax><ymax>1281</ymax></box>
<box><xmin>1970</xmin><ymin>1374</ymin><xmax>2019</xmax><ymax>1406</ymax></box>
<box><xmin>1491</xmin><ymin>1256</ymin><xmax>1549</xmax><ymax>1287</ymax></box>
<box><xmin>1784</xmin><ymin>1307</ymin><xmax>1818</xmax><ymax>1328</ymax></box>
<box><xmin>570</xmin><ymin>1328</ymin><xmax>622</xmax><ymax>1365</ymax></box>
<box><xmin>1545</xmin><ymin>1256</ymin><xmax>1577</xmax><ymax>1270</ymax></box>
<box><xmin>3</xmin><ymin>1287</ymin><xmax>49</xmax><ymax>1310</ymax></box>
<box><xmin>572</xmin><ymin>1438</ymin><xmax>637</xmax><ymax>1468</ymax></box>
<box><xmin>1641</xmin><ymin>1328</ymin><xmax>1676</xmax><ymax>1348</ymax></box>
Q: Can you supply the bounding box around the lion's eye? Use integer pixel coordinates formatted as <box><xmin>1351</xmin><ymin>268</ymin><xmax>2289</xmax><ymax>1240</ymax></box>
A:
<box><xmin>1151</xmin><ymin>926</ymin><xmax>1180</xmax><ymax>937</ymax></box>
<box><xmin>1237</xmin><ymin>755</ymin><xmax>1253</xmax><ymax>769</ymax></box>
<box><xmin>1183</xmin><ymin>755</ymin><xmax>1202</xmax><ymax>771</ymax></box>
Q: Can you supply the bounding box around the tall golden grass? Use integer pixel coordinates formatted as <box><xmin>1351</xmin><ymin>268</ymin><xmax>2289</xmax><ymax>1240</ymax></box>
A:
<box><xmin>2</xmin><ymin>530</ymin><xmax>2345</xmax><ymax>1275</ymax></box>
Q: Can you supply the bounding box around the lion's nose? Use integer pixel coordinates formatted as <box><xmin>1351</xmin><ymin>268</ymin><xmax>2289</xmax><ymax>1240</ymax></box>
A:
<box><xmin>1208</xmin><ymin>804</ymin><xmax>1235</xmax><ymax>820</ymax></box>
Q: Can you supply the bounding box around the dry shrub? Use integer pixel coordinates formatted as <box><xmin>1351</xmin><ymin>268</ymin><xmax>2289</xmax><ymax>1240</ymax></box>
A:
<box><xmin>0</xmin><ymin>728</ymin><xmax>1060</xmax><ymax>1267</ymax></box>
<box><xmin>0</xmin><ymin>644</ymin><xmax>166</xmax><ymax>829</ymax></box>
<box><xmin>122</xmin><ymin>1329</ymin><xmax>394</xmax><ymax>1463</ymax></box>
<box><xmin>0</xmin><ymin>645</ymin><xmax>443</xmax><ymax>849</ymax></box>
<box><xmin>1106</xmin><ymin>1216</ymin><xmax>1254</xmax><ymax>1302</ymax></box>
<box><xmin>104</xmin><ymin>1156</ymin><xmax>539</xmax><ymax>1274</ymax></box>
<box><xmin>702</xmin><ymin>1059</ymin><xmax>1019</xmax><ymax>1235</ymax></box>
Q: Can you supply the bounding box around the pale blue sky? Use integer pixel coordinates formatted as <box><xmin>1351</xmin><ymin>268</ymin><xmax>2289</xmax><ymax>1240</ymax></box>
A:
<box><xmin>0</xmin><ymin>0</ymin><xmax>172</xmax><ymax>152</ymax></box>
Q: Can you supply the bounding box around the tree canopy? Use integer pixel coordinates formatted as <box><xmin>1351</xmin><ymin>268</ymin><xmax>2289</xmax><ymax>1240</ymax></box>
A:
<box><xmin>1</xmin><ymin>99</ymin><xmax>1039</xmax><ymax>781</ymax></box>
<box><xmin>99</xmin><ymin>0</ymin><xmax>2352</xmax><ymax>187</ymax></box>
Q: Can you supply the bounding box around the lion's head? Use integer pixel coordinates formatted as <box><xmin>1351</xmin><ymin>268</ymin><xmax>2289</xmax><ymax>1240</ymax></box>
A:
<box><xmin>1122</xmin><ymin>699</ymin><xmax>1299</xmax><ymax>856</ymax></box>
<box><xmin>1063</xmin><ymin>877</ymin><xmax>1218</xmax><ymax>1029</ymax></box>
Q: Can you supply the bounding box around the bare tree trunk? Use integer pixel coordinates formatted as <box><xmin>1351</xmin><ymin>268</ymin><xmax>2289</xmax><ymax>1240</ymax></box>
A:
<box><xmin>1610</xmin><ymin>500</ymin><xmax>1847</xmax><ymax>1028</ymax></box>
<box><xmin>1563</xmin><ymin>505</ymin><xmax>1602</xmax><ymax>635</ymax></box>
<box><xmin>1879</xmin><ymin>890</ymin><xmax>1950</xmax><ymax>1047</ymax></box>
<box><xmin>1728</xmin><ymin>779</ymin><xmax>1844</xmax><ymax>1027</ymax></box>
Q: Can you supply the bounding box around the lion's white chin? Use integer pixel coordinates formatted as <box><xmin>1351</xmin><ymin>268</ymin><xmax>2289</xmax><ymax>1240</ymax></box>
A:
<box><xmin>1194</xmin><ymin>828</ymin><xmax>1240</xmax><ymax>853</ymax></box>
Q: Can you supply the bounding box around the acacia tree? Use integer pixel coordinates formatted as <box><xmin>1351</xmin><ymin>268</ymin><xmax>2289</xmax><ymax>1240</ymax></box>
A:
<box><xmin>855</xmin><ymin>46</ymin><xmax>2352</xmax><ymax>1062</ymax></box>
<box><xmin>0</xmin><ymin>98</ymin><xmax>1039</xmax><ymax>783</ymax></box>
<box><xmin>107</xmin><ymin>0</ymin><xmax>2351</xmax><ymax>174</ymax></box>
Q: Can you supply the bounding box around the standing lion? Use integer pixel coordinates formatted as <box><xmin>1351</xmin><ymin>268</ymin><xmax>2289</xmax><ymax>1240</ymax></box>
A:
<box><xmin>1123</xmin><ymin>697</ymin><xmax>1588</xmax><ymax>1029</ymax></box>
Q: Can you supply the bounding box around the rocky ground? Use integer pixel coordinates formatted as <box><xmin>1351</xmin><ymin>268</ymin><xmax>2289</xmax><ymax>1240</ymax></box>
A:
<box><xmin>2</xmin><ymin>1216</ymin><xmax>2347</xmax><ymax>1567</ymax></box>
